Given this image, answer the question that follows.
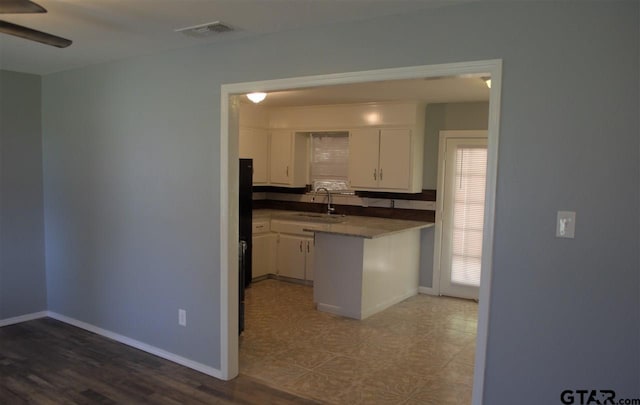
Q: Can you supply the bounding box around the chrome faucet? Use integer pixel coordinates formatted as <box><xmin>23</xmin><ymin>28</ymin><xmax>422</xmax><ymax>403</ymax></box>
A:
<box><xmin>313</xmin><ymin>187</ymin><xmax>335</xmax><ymax>215</ymax></box>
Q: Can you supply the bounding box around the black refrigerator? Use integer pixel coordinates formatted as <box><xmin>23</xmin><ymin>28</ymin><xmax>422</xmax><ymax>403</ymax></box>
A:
<box><xmin>238</xmin><ymin>159</ymin><xmax>253</xmax><ymax>334</ymax></box>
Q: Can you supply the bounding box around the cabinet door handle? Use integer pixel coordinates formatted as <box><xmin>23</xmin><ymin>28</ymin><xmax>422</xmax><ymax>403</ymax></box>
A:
<box><xmin>380</xmin><ymin>168</ymin><xmax>383</xmax><ymax>181</ymax></box>
<box><xmin>373</xmin><ymin>169</ymin><xmax>377</xmax><ymax>180</ymax></box>
<box><xmin>307</xmin><ymin>242</ymin><xmax>310</xmax><ymax>253</ymax></box>
<box><xmin>299</xmin><ymin>241</ymin><xmax>303</xmax><ymax>252</ymax></box>
<box><xmin>286</xmin><ymin>166</ymin><xmax>289</xmax><ymax>177</ymax></box>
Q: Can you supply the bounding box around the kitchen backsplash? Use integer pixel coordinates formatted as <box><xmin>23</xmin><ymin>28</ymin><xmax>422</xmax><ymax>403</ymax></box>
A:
<box><xmin>252</xmin><ymin>187</ymin><xmax>436</xmax><ymax>222</ymax></box>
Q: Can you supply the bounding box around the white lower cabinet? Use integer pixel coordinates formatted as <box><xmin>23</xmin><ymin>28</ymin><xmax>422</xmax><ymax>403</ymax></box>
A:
<box><xmin>271</xmin><ymin>219</ymin><xmax>319</xmax><ymax>282</ymax></box>
<box><xmin>304</xmin><ymin>238</ymin><xmax>314</xmax><ymax>281</ymax></box>
<box><xmin>276</xmin><ymin>234</ymin><xmax>314</xmax><ymax>282</ymax></box>
<box><xmin>252</xmin><ymin>233</ymin><xmax>276</xmax><ymax>279</ymax></box>
<box><xmin>252</xmin><ymin>219</ymin><xmax>275</xmax><ymax>280</ymax></box>
<box><xmin>276</xmin><ymin>234</ymin><xmax>306</xmax><ymax>279</ymax></box>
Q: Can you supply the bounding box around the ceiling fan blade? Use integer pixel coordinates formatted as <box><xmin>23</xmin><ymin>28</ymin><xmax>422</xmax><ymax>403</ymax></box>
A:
<box><xmin>0</xmin><ymin>20</ymin><xmax>71</xmax><ymax>48</ymax></box>
<box><xmin>0</xmin><ymin>0</ymin><xmax>47</xmax><ymax>14</ymax></box>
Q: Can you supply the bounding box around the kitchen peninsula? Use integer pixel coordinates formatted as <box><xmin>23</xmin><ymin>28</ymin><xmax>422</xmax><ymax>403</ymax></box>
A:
<box><xmin>253</xmin><ymin>209</ymin><xmax>433</xmax><ymax>320</ymax></box>
<box><xmin>309</xmin><ymin>216</ymin><xmax>433</xmax><ymax>320</ymax></box>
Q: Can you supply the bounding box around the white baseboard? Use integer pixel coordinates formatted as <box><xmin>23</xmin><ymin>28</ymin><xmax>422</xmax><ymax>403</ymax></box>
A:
<box><xmin>316</xmin><ymin>303</ymin><xmax>359</xmax><ymax>319</ymax></box>
<box><xmin>47</xmin><ymin>311</ymin><xmax>223</xmax><ymax>380</ymax></box>
<box><xmin>0</xmin><ymin>311</ymin><xmax>48</xmax><ymax>327</ymax></box>
<box><xmin>361</xmin><ymin>288</ymin><xmax>418</xmax><ymax>319</ymax></box>
<box><xmin>418</xmin><ymin>286</ymin><xmax>439</xmax><ymax>296</ymax></box>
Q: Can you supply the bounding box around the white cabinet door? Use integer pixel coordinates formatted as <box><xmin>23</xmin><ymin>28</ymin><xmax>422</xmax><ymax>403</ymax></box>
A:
<box><xmin>252</xmin><ymin>233</ymin><xmax>271</xmax><ymax>279</ymax></box>
<box><xmin>269</xmin><ymin>130</ymin><xmax>292</xmax><ymax>185</ymax></box>
<box><xmin>304</xmin><ymin>238</ymin><xmax>314</xmax><ymax>282</ymax></box>
<box><xmin>348</xmin><ymin>128</ymin><xmax>380</xmax><ymax>189</ymax></box>
<box><xmin>378</xmin><ymin>128</ymin><xmax>412</xmax><ymax>190</ymax></box>
<box><xmin>276</xmin><ymin>234</ymin><xmax>306</xmax><ymax>280</ymax></box>
<box><xmin>239</xmin><ymin>127</ymin><xmax>269</xmax><ymax>185</ymax></box>
<box><xmin>268</xmin><ymin>233</ymin><xmax>277</xmax><ymax>275</ymax></box>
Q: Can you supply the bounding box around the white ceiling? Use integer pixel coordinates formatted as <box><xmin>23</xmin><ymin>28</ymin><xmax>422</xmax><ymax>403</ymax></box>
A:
<box><xmin>245</xmin><ymin>76</ymin><xmax>490</xmax><ymax>107</ymax></box>
<box><xmin>0</xmin><ymin>0</ymin><xmax>473</xmax><ymax>75</ymax></box>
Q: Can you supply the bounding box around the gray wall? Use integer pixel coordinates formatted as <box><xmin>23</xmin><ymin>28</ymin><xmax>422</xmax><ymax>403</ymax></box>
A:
<box><xmin>419</xmin><ymin>102</ymin><xmax>490</xmax><ymax>288</ymax></box>
<box><xmin>423</xmin><ymin>102</ymin><xmax>490</xmax><ymax>190</ymax></box>
<box><xmin>0</xmin><ymin>70</ymin><xmax>47</xmax><ymax>319</ymax></box>
<box><xmin>41</xmin><ymin>1</ymin><xmax>639</xmax><ymax>402</ymax></box>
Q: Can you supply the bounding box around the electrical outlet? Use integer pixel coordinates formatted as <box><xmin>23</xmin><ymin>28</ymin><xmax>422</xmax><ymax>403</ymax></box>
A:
<box><xmin>178</xmin><ymin>309</ymin><xmax>187</xmax><ymax>327</ymax></box>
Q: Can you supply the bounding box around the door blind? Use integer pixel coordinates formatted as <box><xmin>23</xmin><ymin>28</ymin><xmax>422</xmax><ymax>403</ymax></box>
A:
<box><xmin>451</xmin><ymin>146</ymin><xmax>487</xmax><ymax>287</ymax></box>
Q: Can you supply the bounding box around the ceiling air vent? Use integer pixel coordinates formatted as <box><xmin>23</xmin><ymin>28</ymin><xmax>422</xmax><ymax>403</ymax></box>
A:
<box><xmin>175</xmin><ymin>21</ymin><xmax>235</xmax><ymax>38</ymax></box>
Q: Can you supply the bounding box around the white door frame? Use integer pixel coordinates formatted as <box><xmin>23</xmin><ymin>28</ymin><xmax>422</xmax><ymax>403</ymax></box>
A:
<box><xmin>433</xmin><ymin>130</ymin><xmax>488</xmax><ymax>300</ymax></box>
<box><xmin>219</xmin><ymin>59</ymin><xmax>502</xmax><ymax>405</ymax></box>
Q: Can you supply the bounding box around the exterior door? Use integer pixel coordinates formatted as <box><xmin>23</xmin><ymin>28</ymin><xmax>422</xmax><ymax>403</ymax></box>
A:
<box><xmin>438</xmin><ymin>133</ymin><xmax>488</xmax><ymax>300</ymax></box>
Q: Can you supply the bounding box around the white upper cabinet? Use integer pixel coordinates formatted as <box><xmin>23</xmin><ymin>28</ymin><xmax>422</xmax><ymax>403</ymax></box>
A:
<box><xmin>239</xmin><ymin>127</ymin><xmax>269</xmax><ymax>185</ymax></box>
<box><xmin>378</xmin><ymin>128</ymin><xmax>412</xmax><ymax>190</ymax></box>
<box><xmin>348</xmin><ymin>128</ymin><xmax>380</xmax><ymax>189</ymax></box>
<box><xmin>241</xmin><ymin>101</ymin><xmax>424</xmax><ymax>191</ymax></box>
<box><xmin>239</xmin><ymin>103</ymin><xmax>270</xmax><ymax>185</ymax></box>
<box><xmin>269</xmin><ymin>130</ymin><xmax>292</xmax><ymax>184</ymax></box>
<box><xmin>269</xmin><ymin>130</ymin><xmax>309</xmax><ymax>187</ymax></box>
<box><xmin>349</xmin><ymin>127</ymin><xmax>420</xmax><ymax>192</ymax></box>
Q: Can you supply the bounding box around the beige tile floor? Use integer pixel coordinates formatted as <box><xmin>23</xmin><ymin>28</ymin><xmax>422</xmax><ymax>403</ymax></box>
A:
<box><xmin>240</xmin><ymin>279</ymin><xmax>478</xmax><ymax>405</ymax></box>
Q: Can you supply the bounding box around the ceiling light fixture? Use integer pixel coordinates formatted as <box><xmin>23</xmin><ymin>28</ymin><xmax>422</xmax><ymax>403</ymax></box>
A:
<box><xmin>483</xmin><ymin>77</ymin><xmax>491</xmax><ymax>89</ymax></box>
<box><xmin>247</xmin><ymin>92</ymin><xmax>267</xmax><ymax>104</ymax></box>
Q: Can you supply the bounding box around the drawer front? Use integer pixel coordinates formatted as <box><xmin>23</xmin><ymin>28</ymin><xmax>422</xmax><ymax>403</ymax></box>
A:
<box><xmin>252</xmin><ymin>220</ymin><xmax>270</xmax><ymax>234</ymax></box>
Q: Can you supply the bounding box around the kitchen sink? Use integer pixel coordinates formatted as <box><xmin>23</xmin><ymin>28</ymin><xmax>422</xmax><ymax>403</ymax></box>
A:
<box><xmin>293</xmin><ymin>213</ymin><xmax>348</xmax><ymax>223</ymax></box>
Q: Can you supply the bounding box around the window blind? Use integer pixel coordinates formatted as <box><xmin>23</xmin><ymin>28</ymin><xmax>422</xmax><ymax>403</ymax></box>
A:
<box><xmin>310</xmin><ymin>132</ymin><xmax>349</xmax><ymax>190</ymax></box>
<box><xmin>451</xmin><ymin>146</ymin><xmax>487</xmax><ymax>287</ymax></box>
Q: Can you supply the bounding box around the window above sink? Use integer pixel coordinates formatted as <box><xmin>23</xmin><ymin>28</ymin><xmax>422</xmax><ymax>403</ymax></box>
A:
<box><xmin>309</xmin><ymin>132</ymin><xmax>350</xmax><ymax>193</ymax></box>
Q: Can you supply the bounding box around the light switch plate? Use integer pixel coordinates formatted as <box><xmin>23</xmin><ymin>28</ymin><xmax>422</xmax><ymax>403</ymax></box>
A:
<box><xmin>556</xmin><ymin>211</ymin><xmax>576</xmax><ymax>238</ymax></box>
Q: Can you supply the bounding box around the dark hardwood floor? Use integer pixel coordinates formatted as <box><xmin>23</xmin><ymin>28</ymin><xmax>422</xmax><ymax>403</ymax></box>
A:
<box><xmin>0</xmin><ymin>318</ymin><xmax>319</xmax><ymax>404</ymax></box>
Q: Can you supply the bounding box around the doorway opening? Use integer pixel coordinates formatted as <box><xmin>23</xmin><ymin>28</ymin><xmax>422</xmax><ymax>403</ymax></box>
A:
<box><xmin>220</xmin><ymin>60</ymin><xmax>502</xmax><ymax>405</ymax></box>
